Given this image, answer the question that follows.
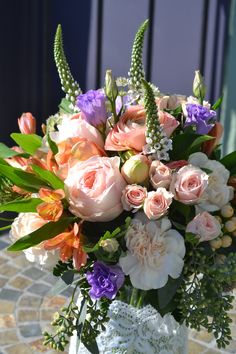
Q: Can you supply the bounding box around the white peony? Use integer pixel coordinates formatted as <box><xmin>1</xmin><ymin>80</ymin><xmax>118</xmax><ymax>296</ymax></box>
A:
<box><xmin>10</xmin><ymin>213</ymin><xmax>59</xmax><ymax>269</ymax></box>
<box><xmin>119</xmin><ymin>213</ymin><xmax>185</xmax><ymax>290</ymax></box>
<box><xmin>188</xmin><ymin>152</ymin><xmax>234</xmax><ymax>211</ymax></box>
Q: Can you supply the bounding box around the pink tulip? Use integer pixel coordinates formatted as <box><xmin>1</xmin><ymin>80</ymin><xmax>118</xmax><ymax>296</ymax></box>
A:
<box><xmin>18</xmin><ymin>112</ymin><xmax>36</xmax><ymax>134</ymax></box>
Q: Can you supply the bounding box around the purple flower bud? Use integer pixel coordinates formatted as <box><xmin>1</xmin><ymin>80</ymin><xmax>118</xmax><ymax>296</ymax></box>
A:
<box><xmin>76</xmin><ymin>89</ymin><xmax>107</xmax><ymax>127</ymax></box>
<box><xmin>86</xmin><ymin>261</ymin><xmax>124</xmax><ymax>300</ymax></box>
<box><xmin>184</xmin><ymin>103</ymin><xmax>217</xmax><ymax>135</ymax></box>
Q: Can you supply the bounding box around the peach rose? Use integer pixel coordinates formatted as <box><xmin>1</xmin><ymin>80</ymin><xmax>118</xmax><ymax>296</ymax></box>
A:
<box><xmin>50</xmin><ymin>113</ymin><xmax>104</xmax><ymax>148</ymax></box>
<box><xmin>121</xmin><ymin>185</ymin><xmax>147</xmax><ymax>211</ymax></box>
<box><xmin>65</xmin><ymin>156</ymin><xmax>126</xmax><ymax>222</ymax></box>
<box><xmin>143</xmin><ymin>188</ymin><xmax>173</xmax><ymax>220</ymax></box>
<box><xmin>186</xmin><ymin>212</ymin><xmax>221</xmax><ymax>242</ymax></box>
<box><xmin>170</xmin><ymin>165</ymin><xmax>208</xmax><ymax>204</ymax></box>
<box><xmin>55</xmin><ymin>137</ymin><xmax>106</xmax><ymax>179</ymax></box>
<box><xmin>149</xmin><ymin>160</ymin><xmax>172</xmax><ymax>189</ymax></box>
<box><xmin>105</xmin><ymin>105</ymin><xmax>146</xmax><ymax>151</ymax></box>
<box><xmin>158</xmin><ymin>111</ymin><xmax>179</xmax><ymax>137</ymax></box>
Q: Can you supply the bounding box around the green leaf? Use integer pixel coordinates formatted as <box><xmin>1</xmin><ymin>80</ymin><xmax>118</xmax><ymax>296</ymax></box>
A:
<box><xmin>185</xmin><ymin>232</ymin><xmax>199</xmax><ymax>245</ymax></box>
<box><xmin>59</xmin><ymin>98</ymin><xmax>74</xmax><ymax>114</ymax></box>
<box><xmin>170</xmin><ymin>133</ymin><xmax>213</xmax><ymax>160</ymax></box>
<box><xmin>188</xmin><ymin>135</ymin><xmax>213</xmax><ymax>155</ymax></box>
<box><xmin>46</xmin><ymin>132</ymin><xmax>59</xmax><ymax>155</ymax></box>
<box><xmin>0</xmin><ymin>164</ymin><xmax>46</xmax><ymax>192</ymax></box>
<box><xmin>0</xmin><ymin>198</ymin><xmax>42</xmax><ymax>212</ymax></box>
<box><xmin>212</xmin><ymin>96</ymin><xmax>223</xmax><ymax>111</ymax></box>
<box><xmin>220</xmin><ymin>151</ymin><xmax>236</xmax><ymax>172</ymax></box>
<box><xmin>158</xmin><ymin>276</ymin><xmax>182</xmax><ymax>309</ymax></box>
<box><xmin>11</xmin><ymin>133</ymin><xmax>42</xmax><ymax>155</ymax></box>
<box><xmin>31</xmin><ymin>165</ymin><xmax>64</xmax><ymax>190</ymax></box>
<box><xmin>8</xmin><ymin>217</ymin><xmax>75</xmax><ymax>251</ymax></box>
<box><xmin>0</xmin><ymin>143</ymin><xmax>21</xmax><ymax>159</ymax></box>
<box><xmin>61</xmin><ymin>270</ymin><xmax>74</xmax><ymax>285</ymax></box>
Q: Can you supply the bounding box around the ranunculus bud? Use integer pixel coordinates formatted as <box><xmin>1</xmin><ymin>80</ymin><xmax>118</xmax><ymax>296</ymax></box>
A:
<box><xmin>105</xmin><ymin>69</ymin><xmax>118</xmax><ymax>102</ymax></box>
<box><xmin>193</xmin><ymin>70</ymin><xmax>206</xmax><ymax>100</ymax></box>
<box><xmin>18</xmin><ymin>112</ymin><xmax>36</xmax><ymax>134</ymax></box>
<box><xmin>100</xmin><ymin>238</ymin><xmax>119</xmax><ymax>253</ymax></box>
<box><xmin>121</xmin><ymin>155</ymin><xmax>150</xmax><ymax>184</ymax></box>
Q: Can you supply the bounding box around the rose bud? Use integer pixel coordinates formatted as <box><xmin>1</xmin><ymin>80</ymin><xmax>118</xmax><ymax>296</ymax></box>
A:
<box><xmin>99</xmin><ymin>239</ymin><xmax>119</xmax><ymax>253</ymax></box>
<box><xmin>18</xmin><ymin>112</ymin><xmax>36</xmax><ymax>134</ymax></box>
<box><xmin>121</xmin><ymin>155</ymin><xmax>150</xmax><ymax>184</ymax></box>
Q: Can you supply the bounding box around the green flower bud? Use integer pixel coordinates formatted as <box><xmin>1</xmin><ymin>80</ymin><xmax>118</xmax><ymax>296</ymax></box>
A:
<box><xmin>121</xmin><ymin>155</ymin><xmax>150</xmax><ymax>184</ymax></box>
<box><xmin>193</xmin><ymin>70</ymin><xmax>206</xmax><ymax>100</ymax></box>
<box><xmin>100</xmin><ymin>238</ymin><xmax>119</xmax><ymax>253</ymax></box>
<box><xmin>105</xmin><ymin>69</ymin><xmax>118</xmax><ymax>102</ymax></box>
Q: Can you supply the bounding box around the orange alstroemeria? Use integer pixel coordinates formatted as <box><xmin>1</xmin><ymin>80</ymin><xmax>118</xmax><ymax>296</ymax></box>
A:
<box><xmin>37</xmin><ymin>188</ymin><xmax>65</xmax><ymax>222</ymax></box>
<box><xmin>44</xmin><ymin>223</ymin><xmax>87</xmax><ymax>270</ymax></box>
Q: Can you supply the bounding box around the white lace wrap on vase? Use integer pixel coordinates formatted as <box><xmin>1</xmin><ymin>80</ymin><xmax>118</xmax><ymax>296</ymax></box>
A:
<box><xmin>97</xmin><ymin>300</ymin><xmax>187</xmax><ymax>354</ymax></box>
<box><xmin>74</xmin><ymin>300</ymin><xmax>188</xmax><ymax>354</ymax></box>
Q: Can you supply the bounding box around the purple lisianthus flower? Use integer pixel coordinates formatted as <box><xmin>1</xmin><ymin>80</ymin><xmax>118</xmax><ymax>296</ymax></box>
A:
<box><xmin>86</xmin><ymin>261</ymin><xmax>125</xmax><ymax>300</ymax></box>
<box><xmin>76</xmin><ymin>89</ymin><xmax>107</xmax><ymax>127</ymax></box>
<box><xmin>184</xmin><ymin>103</ymin><xmax>217</xmax><ymax>134</ymax></box>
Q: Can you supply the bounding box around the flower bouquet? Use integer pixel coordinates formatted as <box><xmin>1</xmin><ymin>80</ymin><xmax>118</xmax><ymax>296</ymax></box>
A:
<box><xmin>1</xmin><ymin>19</ymin><xmax>236</xmax><ymax>353</ymax></box>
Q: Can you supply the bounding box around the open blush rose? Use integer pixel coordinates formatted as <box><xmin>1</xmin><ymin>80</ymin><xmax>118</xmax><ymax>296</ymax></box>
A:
<box><xmin>105</xmin><ymin>105</ymin><xmax>146</xmax><ymax>151</ymax></box>
<box><xmin>170</xmin><ymin>165</ymin><xmax>208</xmax><ymax>205</ymax></box>
<box><xmin>65</xmin><ymin>156</ymin><xmax>126</xmax><ymax>222</ymax></box>
<box><xmin>186</xmin><ymin>212</ymin><xmax>221</xmax><ymax>242</ymax></box>
<box><xmin>158</xmin><ymin>111</ymin><xmax>179</xmax><ymax>137</ymax></box>
<box><xmin>144</xmin><ymin>188</ymin><xmax>173</xmax><ymax>220</ymax></box>
<box><xmin>121</xmin><ymin>184</ymin><xmax>147</xmax><ymax>211</ymax></box>
<box><xmin>149</xmin><ymin>160</ymin><xmax>172</xmax><ymax>189</ymax></box>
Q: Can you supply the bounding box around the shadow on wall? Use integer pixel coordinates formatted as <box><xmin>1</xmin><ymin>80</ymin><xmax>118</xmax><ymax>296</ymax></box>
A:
<box><xmin>222</xmin><ymin>0</ymin><xmax>236</xmax><ymax>156</ymax></box>
<box><xmin>0</xmin><ymin>0</ymin><xmax>91</xmax><ymax>145</ymax></box>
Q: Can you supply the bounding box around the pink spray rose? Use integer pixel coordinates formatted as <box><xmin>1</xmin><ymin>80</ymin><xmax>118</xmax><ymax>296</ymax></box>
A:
<box><xmin>149</xmin><ymin>160</ymin><xmax>172</xmax><ymax>189</ymax></box>
<box><xmin>143</xmin><ymin>188</ymin><xmax>173</xmax><ymax>220</ymax></box>
<box><xmin>18</xmin><ymin>112</ymin><xmax>36</xmax><ymax>134</ymax></box>
<box><xmin>65</xmin><ymin>156</ymin><xmax>126</xmax><ymax>222</ymax></box>
<box><xmin>121</xmin><ymin>185</ymin><xmax>147</xmax><ymax>211</ymax></box>
<box><xmin>158</xmin><ymin>111</ymin><xmax>179</xmax><ymax>137</ymax></box>
<box><xmin>170</xmin><ymin>165</ymin><xmax>208</xmax><ymax>205</ymax></box>
<box><xmin>186</xmin><ymin>212</ymin><xmax>221</xmax><ymax>242</ymax></box>
<box><xmin>105</xmin><ymin>105</ymin><xmax>146</xmax><ymax>152</ymax></box>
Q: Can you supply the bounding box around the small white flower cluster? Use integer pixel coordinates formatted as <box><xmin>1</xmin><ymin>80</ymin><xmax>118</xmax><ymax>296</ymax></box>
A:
<box><xmin>144</xmin><ymin>125</ymin><xmax>172</xmax><ymax>161</ymax></box>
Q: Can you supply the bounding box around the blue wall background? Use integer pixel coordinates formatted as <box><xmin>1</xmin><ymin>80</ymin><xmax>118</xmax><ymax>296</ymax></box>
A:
<box><xmin>0</xmin><ymin>0</ymin><xmax>231</xmax><ymax>145</ymax></box>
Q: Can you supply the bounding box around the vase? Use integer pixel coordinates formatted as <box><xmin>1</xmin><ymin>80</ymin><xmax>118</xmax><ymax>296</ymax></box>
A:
<box><xmin>69</xmin><ymin>300</ymin><xmax>188</xmax><ymax>354</ymax></box>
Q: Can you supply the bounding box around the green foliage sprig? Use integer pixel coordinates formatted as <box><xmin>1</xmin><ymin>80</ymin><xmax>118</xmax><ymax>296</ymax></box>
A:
<box><xmin>0</xmin><ymin>176</ymin><xmax>19</xmax><ymax>204</ymax></box>
<box><xmin>178</xmin><ymin>245</ymin><xmax>235</xmax><ymax>349</ymax></box>
<box><xmin>54</xmin><ymin>24</ymin><xmax>82</xmax><ymax>104</ymax></box>
<box><xmin>129</xmin><ymin>20</ymin><xmax>149</xmax><ymax>92</ymax></box>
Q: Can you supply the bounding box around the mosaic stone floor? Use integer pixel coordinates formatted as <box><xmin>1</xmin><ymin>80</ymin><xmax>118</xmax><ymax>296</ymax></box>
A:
<box><xmin>0</xmin><ymin>233</ymin><xmax>236</xmax><ymax>354</ymax></box>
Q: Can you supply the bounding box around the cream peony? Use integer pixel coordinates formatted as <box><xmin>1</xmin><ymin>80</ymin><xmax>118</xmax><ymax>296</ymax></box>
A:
<box><xmin>186</xmin><ymin>212</ymin><xmax>221</xmax><ymax>242</ymax></box>
<box><xmin>119</xmin><ymin>214</ymin><xmax>185</xmax><ymax>290</ymax></box>
<box><xmin>188</xmin><ymin>152</ymin><xmax>234</xmax><ymax>211</ymax></box>
<box><xmin>10</xmin><ymin>213</ymin><xmax>59</xmax><ymax>269</ymax></box>
<box><xmin>65</xmin><ymin>156</ymin><xmax>126</xmax><ymax>222</ymax></box>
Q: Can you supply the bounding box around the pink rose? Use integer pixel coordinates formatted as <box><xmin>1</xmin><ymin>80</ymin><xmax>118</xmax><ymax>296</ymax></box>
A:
<box><xmin>186</xmin><ymin>212</ymin><xmax>221</xmax><ymax>242</ymax></box>
<box><xmin>121</xmin><ymin>185</ymin><xmax>147</xmax><ymax>211</ymax></box>
<box><xmin>158</xmin><ymin>111</ymin><xmax>179</xmax><ymax>137</ymax></box>
<box><xmin>149</xmin><ymin>160</ymin><xmax>172</xmax><ymax>189</ymax></box>
<box><xmin>51</xmin><ymin>113</ymin><xmax>104</xmax><ymax>148</ymax></box>
<box><xmin>170</xmin><ymin>165</ymin><xmax>208</xmax><ymax>205</ymax></box>
<box><xmin>65</xmin><ymin>156</ymin><xmax>126</xmax><ymax>222</ymax></box>
<box><xmin>105</xmin><ymin>105</ymin><xmax>146</xmax><ymax>151</ymax></box>
<box><xmin>144</xmin><ymin>188</ymin><xmax>173</xmax><ymax>220</ymax></box>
